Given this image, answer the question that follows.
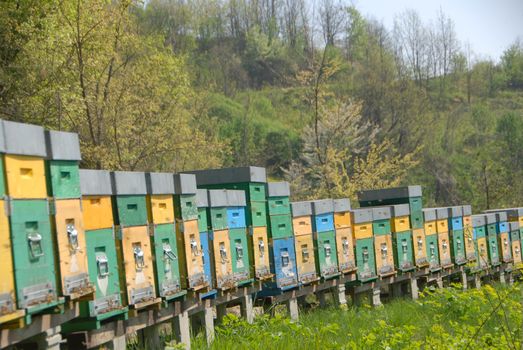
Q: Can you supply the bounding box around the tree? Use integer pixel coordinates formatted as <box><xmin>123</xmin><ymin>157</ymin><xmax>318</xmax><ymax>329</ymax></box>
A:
<box><xmin>501</xmin><ymin>39</ymin><xmax>523</xmax><ymax>89</ymax></box>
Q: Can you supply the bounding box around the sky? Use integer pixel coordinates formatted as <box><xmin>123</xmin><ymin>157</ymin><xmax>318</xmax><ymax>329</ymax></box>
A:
<box><xmin>354</xmin><ymin>0</ymin><xmax>523</xmax><ymax>61</ymax></box>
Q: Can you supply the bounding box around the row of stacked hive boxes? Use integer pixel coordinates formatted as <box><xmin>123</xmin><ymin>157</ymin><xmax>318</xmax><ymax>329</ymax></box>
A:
<box><xmin>187</xmin><ymin>167</ymin><xmax>274</xmax><ymax>289</ymax></box>
<box><xmin>0</xmin><ymin>121</ymin><xmax>100</xmax><ymax>327</ymax></box>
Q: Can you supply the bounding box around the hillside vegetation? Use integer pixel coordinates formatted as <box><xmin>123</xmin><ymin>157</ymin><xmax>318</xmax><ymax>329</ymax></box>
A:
<box><xmin>1</xmin><ymin>1</ymin><xmax>523</xmax><ymax>209</ymax></box>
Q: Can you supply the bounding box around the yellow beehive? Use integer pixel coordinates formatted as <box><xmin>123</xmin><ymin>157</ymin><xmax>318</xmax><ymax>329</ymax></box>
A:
<box><xmin>412</xmin><ymin>228</ymin><xmax>428</xmax><ymax>266</ymax></box>
<box><xmin>374</xmin><ymin>234</ymin><xmax>395</xmax><ymax>276</ymax></box>
<box><xmin>476</xmin><ymin>237</ymin><xmax>489</xmax><ymax>269</ymax></box>
<box><xmin>54</xmin><ymin>199</ymin><xmax>92</xmax><ymax>298</ymax></box>
<box><xmin>294</xmin><ymin>233</ymin><xmax>318</xmax><ymax>284</ymax></box>
<box><xmin>118</xmin><ymin>225</ymin><xmax>158</xmax><ymax>306</ymax></box>
<box><xmin>82</xmin><ymin>195</ymin><xmax>114</xmax><ymax>231</ymax></box>
<box><xmin>212</xmin><ymin>229</ymin><xmax>234</xmax><ymax>290</ymax></box>
<box><xmin>436</xmin><ymin>219</ymin><xmax>449</xmax><ymax>234</ymax></box>
<box><xmin>353</xmin><ymin>223</ymin><xmax>373</xmax><ymax>240</ymax></box>
<box><xmin>463</xmin><ymin>225</ymin><xmax>476</xmax><ymax>261</ymax></box>
<box><xmin>499</xmin><ymin>232</ymin><xmax>512</xmax><ymax>263</ymax></box>
<box><xmin>335</xmin><ymin>227</ymin><xmax>356</xmax><ymax>273</ymax></box>
<box><xmin>292</xmin><ymin>216</ymin><xmax>313</xmax><ymax>236</ymax></box>
<box><xmin>176</xmin><ymin>219</ymin><xmax>207</xmax><ymax>290</ymax></box>
<box><xmin>424</xmin><ymin>221</ymin><xmax>437</xmax><ymax>235</ymax></box>
<box><xmin>512</xmin><ymin>240</ymin><xmax>521</xmax><ymax>264</ymax></box>
<box><xmin>250</xmin><ymin>226</ymin><xmax>271</xmax><ymax>280</ymax></box>
<box><xmin>0</xmin><ymin>200</ymin><xmax>25</xmax><ymax>324</ymax></box>
<box><xmin>4</xmin><ymin>155</ymin><xmax>46</xmax><ymax>198</ymax></box>
<box><xmin>334</xmin><ymin>212</ymin><xmax>351</xmax><ymax>229</ymax></box>
<box><xmin>392</xmin><ymin>216</ymin><xmax>410</xmax><ymax>232</ymax></box>
<box><xmin>438</xmin><ymin>231</ymin><xmax>452</xmax><ymax>268</ymax></box>
<box><xmin>147</xmin><ymin>194</ymin><xmax>175</xmax><ymax>224</ymax></box>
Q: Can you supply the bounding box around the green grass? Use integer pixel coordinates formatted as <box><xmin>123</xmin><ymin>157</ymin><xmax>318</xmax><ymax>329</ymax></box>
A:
<box><xmin>183</xmin><ymin>283</ymin><xmax>522</xmax><ymax>350</ymax></box>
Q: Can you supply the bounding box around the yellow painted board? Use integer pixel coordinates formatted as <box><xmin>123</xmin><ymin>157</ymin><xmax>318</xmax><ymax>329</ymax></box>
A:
<box><xmin>54</xmin><ymin>199</ymin><xmax>91</xmax><ymax>297</ymax></box>
<box><xmin>436</xmin><ymin>219</ymin><xmax>448</xmax><ymax>234</ymax></box>
<box><xmin>412</xmin><ymin>228</ymin><xmax>428</xmax><ymax>265</ymax></box>
<box><xmin>4</xmin><ymin>155</ymin><xmax>46</xmax><ymax>198</ymax></box>
<box><xmin>82</xmin><ymin>196</ymin><xmax>114</xmax><ymax>231</ymax></box>
<box><xmin>424</xmin><ymin>221</ymin><xmax>437</xmax><ymax>236</ymax></box>
<box><xmin>463</xmin><ymin>226</ymin><xmax>476</xmax><ymax>261</ymax></box>
<box><xmin>251</xmin><ymin>226</ymin><xmax>271</xmax><ymax>279</ymax></box>
<box><xmin>438</xmin><ymin>231</ymin><xmax>452</xmax><ymax>267</ymax></box>
<box><xmin>334</xmin><ymin>212</ymin><xmax>351</xmax><ymax>229</ymax></box>
<box><xmin>353</xmin><ymin>223</ymin><xmax>373</xmax><ymax>240</ymax></box>
<box><xmin>335</xmin><ymin>227</ymin><xmax>356</xmax><ymax>273</ymax></box>
<box><xmin>392</xmin><ymin>216</ymin><xmax>410</xmax><ymax>233</ymax></box>
<box><xmin>512</xmin><ymin>241</ymin><xmax>521</xmax><ymax>264</ymax></box>
<box><xmin>119</xmin><ymin>226</ymin><xmax>156</xmax><ymax>304</ymax></box>
<box><xmin>374</xmin><ymin>234</ymin><xmax>395</xmax><ymax>275</ymax></box>
<box><xmin>292</xmin><ymin>216</ymin><xmax>312</xmax><ymax>236</ymax></box>
<box><xmin>147</xmin><ymin>195</ymin><xmax>175</xmax><ymax>224</ymax></box>
<box><xmin>294</xmin><ymin>233</ymin><xmax>318</xmax><ymax>283</ymax></box>
<box><xmin>0</xmin><ymin>200</ymin><xmax>23</xmax><ymax>321</ymax></box>
<box><xmin>212</xmin><ymin>229</ymin><xmax>234</xmax><ymax>289</ymax></box>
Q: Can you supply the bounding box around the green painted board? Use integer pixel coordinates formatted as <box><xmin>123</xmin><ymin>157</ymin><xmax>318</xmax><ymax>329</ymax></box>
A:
<box><xmin>410</xmin><ymin>211</ymin><xmax>424</xmax><ymax>229</ymax></box>
<box><xmin>372</xmin><ymin>219</ymin><xmax>391</xmax><ymax>235</ymax></box>
<box><xmin>46</xmin><ymin>160</ymin><xmax>81</xmax><ymax>199</ymax></box>
<box><xmin>450</xmin><ymin>229</ymin><xmax>466</xmax><ymax>265</ymax></box>
<box><xmin>82</xmin><ymin>228</ymin><xmax>125</xmax><ymax>318</ymax></box>
<box><xmin>151</xmin><ymin>223</ymin><xmax>182</xmax><ymax>298</ymax></box>
<box><xmin>229</xmin><ymin>228</ymin><xmax>251</xmax><ymax>283</ymax></box>
<box><xmin>268</xmin><ymin>213</ymin><xmax>293</xmax><ymax>239</ymax></box>
<box><xmin>174</xmin><ymin>194</ymin><xmax>198</xmax><ymax>221</ymax></box>
<box><xmin>487</xmin><ymin>233</ymin><xmax>500</xmax><ymax>266</ymax></box>
<box><xmin>209</xmin><ymin>207</ymin><xmax>227</xmax><ymax>230</ymax></box>
<box><xmin>198</xmin><ymin>208</ymin><xmax>208</xmax><ymax>232</ymax></box>
<box><xmin>267</xmin><ymin>196</ymin><xmax>291</xmax><ymax>216</ymax></box>
<box><xmin>315</xmin><ymin>230</ymin><xmax>339</xmax><ymax>278</ymax></box>
<box><xmin>355</xmin><ymin>238</ymin><xmax>377</xmax><ymax>282</ymax></box>
<box><xmin>425</xmin><ymin>234</ymin><xmax>440</xmax><ymax>271</ymax></box>
<box><xmin>392</xmin><ymin>231</ymin><xmax>415</xmax><ymax>272</ymax></box>
<box><xmin>486</xmin><ymin>224</ymin><xmax>497</xmax><ymax>236</ymax></box>
<box><xmin>202</xmin><ymin>183</ymin><xmax>266</xmax><ymax>202</ymax></box>
<box><xmin>113</xmin><ymin>195</ymin><xmax>148</xmax><ymax>227</ymax></box>
<box><xmin>9</xmin><ymin>199</ymin><xmax>58</xmax><ymax>313</ymax></box>
<box><xmin>247</xmin><ymin>201</ymin><xmax>267</xmax><ymax>227</ymax></box>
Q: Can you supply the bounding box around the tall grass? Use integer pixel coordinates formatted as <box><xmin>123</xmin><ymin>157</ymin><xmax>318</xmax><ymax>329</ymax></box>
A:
<box><xmin>186</xmin><ymin>283</ymin><xmax>522</xmax><ymax>349</ymax></box>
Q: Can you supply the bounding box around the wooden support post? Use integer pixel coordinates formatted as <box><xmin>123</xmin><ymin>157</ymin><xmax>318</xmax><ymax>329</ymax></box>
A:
<box><xmin>409</xmin><ymin>277</ymin><xmax>419</xmax><ymax>300</ymax></box>
<box><xmin>240</xmin><ymin>295</ymin><xmax>254</xmax><ymax>324</ymax></box>
<box><xmin>371</xmin><ymin>288</ymin><xmax>382</xmax><ymax>307</ymax></box>
<box><xmin>460</xmin><ymin>270</ymin><xmax>468</xmax><ymax>290</ymax></box>
<box><xmin>474</xmin><ymin>273</ymin><xmax>481</xmax><ymax>289</ymax></box>
<box><xmin>173</xmin><ymin>311</ymin><xmax>191</xmax><ymax>350</ymax></box>
<box><xmin>317</xmin><ymin>290</ymin><xmax>327</xmax><ymax>308</ymax></box>
<box><xmin>499</xmin><ymin>270</ymin><xmax>506</xmax><ymax>284</ymax></box>
<box><xmin>436</xmin><ymin>276</ymin><xmax>444</xmax><ymax>289</ymax></box>
<box><xmin>333</xmin><ymin>284</ymin><xmax>348</xmax><ymax>309</ymax></box>
<box><xmin>34</xmin><ymin>326</ymin><xmax>62</xmax><ymax>350</ymax></box>
<box><xmin>107</xmin><ymin>334</ymin><xmax>127</xmax><ymax>350</ymax></box>
<box><xmin>216</xmin><ymin>303</ymin><xmax>228</xmax><ymax>324</ymax></box>
<box><xmin>286</xmin><ymin>298</ymin><xmax>299</xmax><ymax>321</ymax></box>
<box><xmin>204</xmin><ymin>306</ymin><xmax>215</xmax><ymax>345</ymax></box>
<box><xmin>391</xmin><ymin>282</ymin><xmax>403</xmax><ymax>298</ymax></box>
<box><xmin>143</xmin><ymin>323</ymin><xmax>163</xmax><ymax>350</ymax></box>
<box><xmin>508</xmin><ymin>271</ymin><xmax>514</xmax><ymax>285</ymax></box>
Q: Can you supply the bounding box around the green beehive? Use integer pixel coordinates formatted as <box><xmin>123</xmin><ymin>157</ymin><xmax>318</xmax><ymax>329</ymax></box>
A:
<box><xmin>9</xmin><ymin>199</ymin><xmax>61</xmax><ymax>315</ymax></box>
<box><xmin>450</xmin><ymin>229</ymin><xmax>466</xmax><ymax>265</ymax></box>
<box><xmin>425</xmin><ymin>234</ymin><xmax>440</xmax><ymax>272</ymax></box>
<box><xmin>314</xmin><ymin>230</ymin><xmax>339</xmax><ymax>279</ymax></box>
<box><xmin>83</xmin><ymin>228</ymin><xmax>127</xmax><ymax>320</ymax></box>
<box><xmin>392</xmin><ymin>231</ymin><xmax>415</xmax><ymax>272</ymax></box>
<box><xmin>151</xmin><ymin>223</ymin><xmax>185</xmax><ymax>300</ymax></box>
<box><xmin>174</xmin><ymin>194</ymin><xmax>198</xmax><ymax>221</ymax></box>
<box><xmin>266</xmin><ymin>182</ymin><xmax>291</xmax><ymax>216</ymax></box>
<box><xmin>487</xmin><ymin>233</ymin><xmax>500</xmax><ymax>266</ymax></box>
<box><xmin>267</xmin><ymin>213</ymin><xmax>293</xmax><ymax>239</ymax></box>
<box><xmin>198</xmin><ymin>207</ymin><xmax>208</xmax><ymax>232</ymax></box>
<box><xmin>248</xmin><ymin>201</ymin><xmax>267</xmax><ymax>227</ymax></box>
<box><xmin>110</xmin><ymin>171</ymin><xmax>148</xmax><ymax>227</ymax></box>
<box><xmin>355</xmin><ymin>237</ymin><xmax>377</xmax><ymax>282</ymax></box>
<box><xmin>372</xmin><ymin>207</ymin><xmax>392</xmax><ymax>235</ymax></box>
<box><xmin>208</xmin><ymin>190</ymin><xmax>228</xmax><ymax>230</ymax></box>
<box><xmin>410</xmin><ymin>211</ymin><xmax>424</xmax><ymax>229</ymax></box>
<box><xmin>45</xmin><ymin>130</ymin><xmax>82</xmax><ymax>199</ymax></box>
<box><xmin>229</xmin><ymin>228</ymin><xmax>251</xmax><ymax>285</ymax></box>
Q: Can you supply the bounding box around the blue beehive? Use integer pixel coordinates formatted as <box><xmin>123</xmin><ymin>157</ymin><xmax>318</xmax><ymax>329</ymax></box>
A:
<box><xmin>311</xmin><ymin>200</ymin><xmax>335</xmax><ymax>233</ymax></box>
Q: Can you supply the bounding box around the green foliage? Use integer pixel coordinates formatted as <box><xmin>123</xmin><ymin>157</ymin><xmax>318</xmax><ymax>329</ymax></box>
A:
<box><xmin>184</xmin><ymin>283</ymin><xmax>522</xmax><ymax>350</ymax></box>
